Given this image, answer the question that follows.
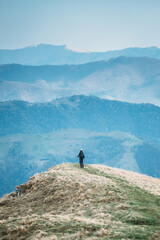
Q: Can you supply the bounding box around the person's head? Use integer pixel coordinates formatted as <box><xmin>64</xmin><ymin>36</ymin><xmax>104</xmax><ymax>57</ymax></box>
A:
<box><xmin>80</xmin><ymin>149</ymin><xmax>82</xmax><ymax>152</ymax></box>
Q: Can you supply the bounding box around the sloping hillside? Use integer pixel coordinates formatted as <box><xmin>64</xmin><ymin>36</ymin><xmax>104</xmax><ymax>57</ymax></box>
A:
<box><xmin>0</xmin><ymin>163</ymin><xmax>160</xmax><ymax>239</ymax></box>
<box><xmin>0</xmin><ymin>96</ymin><xmax>160</xmax><ymax>143</ymax></box>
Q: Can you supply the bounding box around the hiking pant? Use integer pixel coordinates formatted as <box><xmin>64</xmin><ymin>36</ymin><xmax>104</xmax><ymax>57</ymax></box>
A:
<box><xmin>79</xmin><ymin>158</ymin><xmax>84</xmax><ymax>168</ymax></box>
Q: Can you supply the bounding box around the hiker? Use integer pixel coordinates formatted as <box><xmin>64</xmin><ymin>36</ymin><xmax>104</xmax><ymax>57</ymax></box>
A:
<box><xmin>78</xmin><ymin>149</ymin><xmax>85</xmax><ymax>168</ymax></box>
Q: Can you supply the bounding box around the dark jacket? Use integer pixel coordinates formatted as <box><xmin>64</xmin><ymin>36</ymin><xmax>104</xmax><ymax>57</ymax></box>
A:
<box><xmin>78</xmin><ymin>151</ymin><xmax>85</xmax><ymax>159</ymax></box>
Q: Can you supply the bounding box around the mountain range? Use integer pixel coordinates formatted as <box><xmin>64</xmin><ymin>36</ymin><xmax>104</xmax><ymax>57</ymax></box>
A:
<box><xmin>0</xmin><ymin>95</ymin><xmax>160</xmax><ymax>141</ymax></box>
<box><xmin>0</xmin><ymin>95</ymin><xmax>160</xmax><ymax>197</ymax></box>
<box><xmin>1</xmin><ymin>44</ymin><xmax>160</xmax><ymax>65</ymax></box>
<box><xmin>0</xmin><ymin>44</ymin><xmax>160</xmax><ymax>198</ymax></box>
<box><xmin>0</xmin><ymin>56</ymin><xmax>160</xmax><ymax>105</ymax></box>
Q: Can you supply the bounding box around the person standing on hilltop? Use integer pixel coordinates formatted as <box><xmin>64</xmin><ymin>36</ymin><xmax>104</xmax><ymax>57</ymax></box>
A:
<box><xmin>78</xmin><ymin>149</ymin><xmax>85</xmax><ymax>168</ymax></box>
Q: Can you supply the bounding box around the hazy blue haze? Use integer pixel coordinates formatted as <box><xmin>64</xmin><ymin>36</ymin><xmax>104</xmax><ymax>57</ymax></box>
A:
<box><xmin>0</xmin><ymin>54</ymin><xmax>160</xmax><ymax>106</ymax></box>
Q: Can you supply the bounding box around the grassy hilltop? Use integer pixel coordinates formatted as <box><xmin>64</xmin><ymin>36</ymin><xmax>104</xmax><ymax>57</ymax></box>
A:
<box><xmin>0</xmin><ymin>163</ymin><xmax>160</xmax><ymax>239</ymax></box>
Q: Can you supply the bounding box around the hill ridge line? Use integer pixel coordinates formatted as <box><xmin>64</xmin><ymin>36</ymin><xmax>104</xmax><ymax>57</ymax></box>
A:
<box><xmin>1</xmin><ymin>163</ymin><xmax>160</xmax><ymax>239</ymax></box>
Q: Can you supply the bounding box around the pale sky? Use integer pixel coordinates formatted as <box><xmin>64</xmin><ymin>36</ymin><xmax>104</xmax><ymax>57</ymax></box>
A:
<box><xmin>0</xmin><ymin>0</ymin><xmax>160</xmax><ymax>52</ymax></box>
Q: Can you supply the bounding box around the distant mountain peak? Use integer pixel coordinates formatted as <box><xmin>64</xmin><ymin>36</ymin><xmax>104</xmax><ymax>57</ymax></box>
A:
<box><xmin>33</xmin><ymin>43</ymin><xmax>67</xmax><ymax>49</ymax></box>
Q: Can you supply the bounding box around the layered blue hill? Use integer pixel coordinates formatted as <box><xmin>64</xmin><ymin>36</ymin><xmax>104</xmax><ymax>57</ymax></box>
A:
<box><xmin>0</xmin><ymin>56</ymin><xmax>160</xmax><ymax>106</ymax></box>
<box><xmin>0</xmin><ymin>95</ymin><xmax>160</xmax><ymax>142</ymax></box>
<box><xmin>1</xmin><ymin>44</ymin><xmax>160</xmax><ymax>65</ymax></box>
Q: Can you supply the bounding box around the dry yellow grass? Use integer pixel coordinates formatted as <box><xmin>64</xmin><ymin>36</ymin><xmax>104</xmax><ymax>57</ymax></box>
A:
<box><xmin>0</xmin><ymin>163</ymin><xmax>160</xmax><ymax>239</ymax></box>
<box><xmin>91</xmin><ymin>164</ymin><xmax>160</xmax><ymax>196</ymax></box>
